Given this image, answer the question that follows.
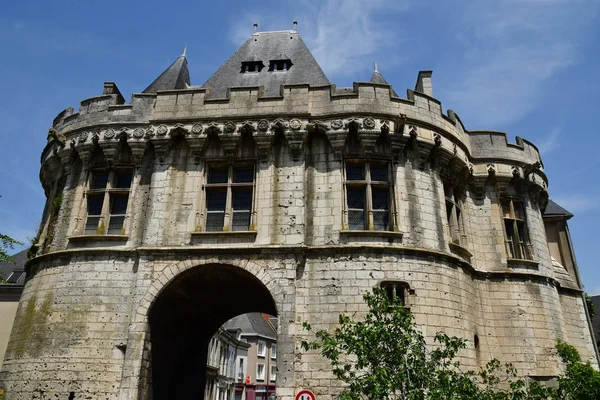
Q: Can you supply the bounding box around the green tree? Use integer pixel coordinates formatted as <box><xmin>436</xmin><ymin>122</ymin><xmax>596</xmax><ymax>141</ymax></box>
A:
<box><xmin>302</xmin><ymin>288</ymin><xmax>599</xmax><ymax>400</ymax></box>
<box><xmin>0</xmin><ymin>195</ymin><xmax>23</xmax><ymax>279</ymax></box>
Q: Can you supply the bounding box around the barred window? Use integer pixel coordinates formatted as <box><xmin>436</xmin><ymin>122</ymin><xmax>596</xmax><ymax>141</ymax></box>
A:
<box><xmin>380</xmin><ymin>281</ymin><xmax>409</xmax><ymax>306</ymax></box>
<box><xmin>204</xmin><ymin>164</ymin><xmax>255</xmax><ymax>232</ymax></box>
<box><xmin>84</xmin><ymin>168</ymin><xmax>133</xmax><ymax>235</ymax></box>
<box><xmin>344</xmin><ymin>161</ymin><xmax>393</xmax><ymax>231</ymax></box>
<box><xmin>501</xmin><ymin>197</ymin><xmax>532</xmax><ymax>260</ymax></box>
<box><xmin>443</xmin><ymin>183</ymin><xmax>466</xmax><ymax>245</ymax></box>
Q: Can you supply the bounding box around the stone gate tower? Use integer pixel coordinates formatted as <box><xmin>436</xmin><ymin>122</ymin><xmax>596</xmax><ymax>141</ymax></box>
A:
<box><xmin>1</xmin><ymin>26</ymin><xmax>597</xmax><ymax>400</ymax></box>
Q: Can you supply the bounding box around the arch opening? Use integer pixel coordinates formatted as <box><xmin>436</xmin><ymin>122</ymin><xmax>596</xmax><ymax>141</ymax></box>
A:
<box><xmin>148</xmin><ymin>263</ymin><xmax>278</xmax><ymax>400</ymax></box>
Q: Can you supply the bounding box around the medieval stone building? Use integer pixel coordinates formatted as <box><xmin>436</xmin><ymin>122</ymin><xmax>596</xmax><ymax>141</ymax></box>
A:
<box><xmin>0</xmin><ymin>25</ymin><xmax>596</xmax><ymax>399</ymax></box>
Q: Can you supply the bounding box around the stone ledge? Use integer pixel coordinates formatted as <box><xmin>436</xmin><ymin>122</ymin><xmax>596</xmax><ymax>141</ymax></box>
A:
<box><xmin>507</xmin><ymin>258</ymin><xmax>540</xmax><ymax>270</ymax></box>
<box><xmin>339</xmin><ymin>230</ymin><xmax>403</xmax><ymax>239</ymax></box>
<box><xmin>449</xmin><ymin>242</ymin><xmax>473</xmax><ymax>262</ymax></box>
<box><xmin>68</xmin><ymin>235</ymin><xmax>129</xmax><ymax>243</ymax></box>
<box><xmin>190</xmin><ymin>231</ymin><xmax>257</xmax><ymax>237</ymax></box>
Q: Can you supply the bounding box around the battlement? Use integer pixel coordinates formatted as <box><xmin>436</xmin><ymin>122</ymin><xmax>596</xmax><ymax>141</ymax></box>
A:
<box><xmin>48</xmin><ymin>77</ymin><xmax>543</xmax><ymax>170</ymax></box>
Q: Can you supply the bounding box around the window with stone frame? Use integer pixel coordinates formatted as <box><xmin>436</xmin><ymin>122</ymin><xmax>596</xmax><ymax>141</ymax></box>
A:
<box><xmin>203</xmin><ymin>163</ymin><xmax>255</xmax><ymax>232</ymax></box>
<box><xmin>501</xmin><ymin>197</ymin><xmax>532</xmax><ymax>260</ymax></box>
<box><xmin>443</xmin><ymin>183</ymin><xmax>466</xmax><ymax>246</ymax></box>
<box><xmin>84</xmin><ymin>168</ymin><xmax>133</xmax><ymax>235</ymax></box>
<box><xmin>379</xmin><ymin>281</ymin><xmax>410</xmax><ymax>307</ymax></box>
<box><xmin>344</xmin><ymin>160</ymin><xmax>394</xmax><ymax>231</ymax></box>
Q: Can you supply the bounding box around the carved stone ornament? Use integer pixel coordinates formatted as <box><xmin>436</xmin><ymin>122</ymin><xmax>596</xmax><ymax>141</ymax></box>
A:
<box><xmin>104</xmin><ymin>129</ymin><xmax>115</xmax><ymax>140</ymax></box>
<box><xmin>487</xmin><ymin>163</ymin><xmax>496</xmax><ymax>176</ymax></box>
<box><xmin>156</xmin><ymin>125</ymin><xmax>168</xmax><ymax>136</ymax></box>
<box><xmin>257</xmin><ymin>119</ymin><xmax>269</xmax><ymax>131</ymax></box>
<box><xmin>133</xmin><ymin>128</ymin><xmax>145</xmax><ymax>139</ymax></box>
<box><xmin>408</xmin><ymin>126</ymin><xmax>418</xmax><ymax>139</ymax></box>
<box><xmin>469</xmin><ymin>163</ymin><xmax>474</xmax><ymax>176</ymax></box>
<box><xmin>145</xmin><ymin>127</ymin><xmax>155</xmax><ymax>138</ymax></box>
<box><xmin>511</xmin><ymin>165</ymin><xmax>520</xmax><ymax>178</ymax></box>
<box><xmin>331</xmin><ymin>119</ymin><xmax>343</xmax><ymax>130</ymax></box>
<box><xmin>78</xmin><ymin>131</ymin><xmax>88</xmax><ymax>143</ymax></box>
<box><xmin>205</xmin><ymin>122</ymin><xmax>221</xmax><ymax>135</ymax></box>
<box><xmin>224</xmin><ymin>122</ymin><xmax>236</xmax><ymax>134</ymax></box>
<box><xmin>118</xmin><ymin>128</ymin><xmax>130</xmax><ymax>139</ymax></box>
<box><xmin>433</xmin><ymin>133</ymin><xmax>442</xmax><ymax>146</ymax></box>
<box><xmin>380</xmin><ymin>121</ymin><xmax>390</xmax><ymax>134</ymax></box>
<box><xmin>271</xmin><ymin>119</ymin><xmax>287</xmax><ymax>131</ymax></box>
<box><xmin>191</xmin><ymin>123</ymin><xmax>203</xmax><ymax>134</ymax></box>
<box><xmin>289</xmin><ymin>119</ymin><xmax>302</xmax><ymax>130</ymax></box>
<box><xmin>363</xmin><ymin>117</ymin><xmax>376</xmax><ymax>129</ymax></box>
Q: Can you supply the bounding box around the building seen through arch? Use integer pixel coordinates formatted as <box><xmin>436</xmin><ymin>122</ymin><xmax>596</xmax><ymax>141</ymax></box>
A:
<box><xmin>0</xmin><ymin>22</ymin><xmax>597</xmax><ymax>400</ymax></box>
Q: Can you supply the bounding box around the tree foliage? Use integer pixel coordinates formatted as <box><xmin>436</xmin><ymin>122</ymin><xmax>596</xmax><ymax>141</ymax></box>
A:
<box><xmin>302</xmin><ymin>288</ymin><xmax>600</xmax><ymax>400</ymax></box>
<box><xmin>0</xmin><ymin>195</ymin><xmax>23</xmax><ymax>280</ymax></box>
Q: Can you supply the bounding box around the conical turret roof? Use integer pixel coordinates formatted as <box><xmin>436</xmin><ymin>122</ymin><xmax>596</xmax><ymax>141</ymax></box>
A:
<box><xmin>370</xmin><ymin>63</ymin><xmax>398</xmax><ymax>97</ymax></box>
<box><xmin>142</xmin><ymin>52</ymin><xmax>190</xmax><ymax>93</ymax></box>
<box><xmin>202</xmin><ymin>30</ymin><xmax>330</xmax><ymax>98</ymax></box>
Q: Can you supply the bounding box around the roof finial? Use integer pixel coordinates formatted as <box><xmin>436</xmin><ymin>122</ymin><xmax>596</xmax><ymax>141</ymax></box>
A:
<box><xmin>182</xmin><ymin>44</ymin><xmax>187</xmax><ymax>57</ymax></box>
<box><xmin>293</xmin><ymin>19</ymin><xmax>298</xmax><ymax>31</ymax></box>
<box><xmin>374</xmin><ymin>62</ymin><xmax>379</xmax><ymax>73</ymax></box>
<box><xmin>253</xmin><ymin>21</ymin><xmax>258</xmax><ymax>33</ymax></box>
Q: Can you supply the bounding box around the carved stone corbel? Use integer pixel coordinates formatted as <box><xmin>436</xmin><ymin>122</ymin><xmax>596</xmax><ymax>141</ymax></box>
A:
<box><xmin>287</xmin><ymin>130</ymin><xmax>307</xmax><ymax>161</ymax></box>
<box><xmin>253</xmin><ymin>131</ymin><xmax>274</xmax><ymax>162</ymax></box>
<box><xmin>359</xmin><ymin>130</ymin><xmax>380</xmax><ymax>156</ymax></box>
<box><xmin>220</xmin><ymin>134</ymin><xmax>240</xmax><ymax>161</ymax></box>
<box><xmin>326</xmin><ymin>130</ymin><xmax>347</xmax><ymax>160</ymax></box>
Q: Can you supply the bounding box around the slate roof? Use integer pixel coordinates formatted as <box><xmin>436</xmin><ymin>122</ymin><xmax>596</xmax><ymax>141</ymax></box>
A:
<box><xmin>223</xmin><ymin>312</ymin><xmax>277</xmax><ymax>340</ymax></box>
<box><xmin>370</xmin><ymin>65</ymin><xmax>399</xmax><ymax>97</ymax></box>
<box><xmin>0</xmin><ymin>249</ymin><xmax>27</xmax><ymax>285</ymax></box>
<box><xmin>202</xmin><ymin>30</ymin><xmax>330</xmax><ymax>98</ymax></box>
<box><xmin>142</xmin><ymin>54</ymin><xmax>190</xmax><ymax>93</ymax></box>
<box><xmin>543</xmin><ymin>199</ymin><xmax>574</xmax><ymax>219</ymax></box>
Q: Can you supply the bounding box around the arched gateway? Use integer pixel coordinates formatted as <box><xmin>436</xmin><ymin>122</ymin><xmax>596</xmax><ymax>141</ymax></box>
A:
<box><xmin>0</xmin><ymin>24</ymin><xmax>596</xmax><ymax>400</ymax></box>
<box><xmin>148</xmin><ymin>264</ymin><xmax>277</xmax><ymax>399</ymax></box>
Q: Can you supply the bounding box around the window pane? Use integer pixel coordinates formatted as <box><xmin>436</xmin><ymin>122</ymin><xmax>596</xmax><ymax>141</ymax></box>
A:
<box><xmin>87</xmin><ymin>195</ymin><xmax>104</xmax><ymax>215</ymax></box>
<box><xmin>208</xmin><ymin>168</ymin><xmax>228</xmax><ymax>184</ymax></box>
<box><xmin>373</xmin><ymin>210</ymin><xmax>390</xmax><ymax>230</ymax></box>
<box><xmin>513</xmin><ymin>201</ymin><xmax>524</xmax><ymax>220</ymax></box>
<box><xmin>370</xmin><ymin>165</ymin><xmax>388</xmax><ymax>182</ymax></box>
<box><xmin>85</xmin><ymin>216</ymin><xmax>100</xmax><ymax>234</ymax></box>
<box><xmin>346</xmin><ymin>165</ymin><xmax>364</xmax><ymax>180</ymax></box>
<box><xmin>233</xmin><ymin>189</ymin><xmax>252</xmax><ymax>211</ymax></box>
<box><xmin>348</xmin><ymin>210</ymin><xmax>364</xmax><ymax>230</ymax></box>
<box><xmin>91</xmin><ymin>172</ymin><xmax>108</xmax><ymax>189</ymax></box>
<box><xmin>346</xmin><ymin>188</ymin><xmax>365</xmax><ymax>209</ymax></box>
<box><xmin>232</xmin><ymin>212</ymin><xmax>251</xmax><ymax>231</ymax></box>
<box><xmin>207</xmin><ymin>190</ymin><xmax>226</xmax><ymax>211</ymax></box>
<box><xmin>114</xmin><ymin>171</ymin><xmax>133</xmax><ymax>189</ymax></box>
<box><xmin>504</xmin><ymin>219</ymin><xmax>516</xmax><ymax>258</ymax></box>
<box><xmin>501</xmin><ymin>199</ymin><xmax>512</xmax><ymax>218</ymax></box>
<box><xmin>110</xmin><ymin>195</ymin><xmax>129</xmax><ymax>214</ymax></box>
<box><xmin>371</xmin><ymin>188</ymin><xmax>389</xmax><ymax>210</ymax></box>
<box><xmin>206</xmin><ymin>213</ymin><xmax>225</xmax><ymax>231</ymax></box>
<box><xmin>234</xmin><ymin>167</ymin><xmax>254</xmax><ymax>183</ymax></box>
<box><xmin>108</xmin><ymin>216</ymin><xmax>125</xmax><ymax>235</ymax></box>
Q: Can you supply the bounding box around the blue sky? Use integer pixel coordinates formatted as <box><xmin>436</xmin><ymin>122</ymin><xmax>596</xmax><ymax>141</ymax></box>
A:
<box><xmin>0</xmin><ymin>0</ymin><xmax>599</xmax><ymax>291</ymax></box>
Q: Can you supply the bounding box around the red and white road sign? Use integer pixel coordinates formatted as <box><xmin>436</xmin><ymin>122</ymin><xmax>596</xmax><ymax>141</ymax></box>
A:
<box><xmin>296</xmin><ymin>390</ymin><xmax>316</xmax><ymax>400</ymax></box>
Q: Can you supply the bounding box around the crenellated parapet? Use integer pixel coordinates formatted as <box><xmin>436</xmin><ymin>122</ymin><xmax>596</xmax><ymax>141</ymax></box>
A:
<box><xmin>45</xmin><ymin>79</ymin><xmax>546</xmax><ymax>191</ymax></box>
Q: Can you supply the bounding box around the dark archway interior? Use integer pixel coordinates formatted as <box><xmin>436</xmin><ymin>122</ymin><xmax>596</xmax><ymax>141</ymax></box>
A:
<box><xmin>149</xmin><ymin>264</ymin><xmax>278</xmax><ymax>400</ymax></box>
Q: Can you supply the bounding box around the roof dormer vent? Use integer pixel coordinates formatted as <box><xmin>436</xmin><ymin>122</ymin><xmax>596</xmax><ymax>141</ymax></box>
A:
<box><xmin>269</xmin><ymin>59</ymin><xmax>293</xmax><ymax>72</ymax></box>
<box><xmin>240</xmin><ymin>61</ymin><xmax>265</xmax><ymax>73</ymax></box>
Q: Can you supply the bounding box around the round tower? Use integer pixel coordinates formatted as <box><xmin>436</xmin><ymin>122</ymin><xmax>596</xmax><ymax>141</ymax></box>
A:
<box><xmin>0</xmin><ymin>29</ymin><xmax>596</xmax><ymax>400</ymax></box>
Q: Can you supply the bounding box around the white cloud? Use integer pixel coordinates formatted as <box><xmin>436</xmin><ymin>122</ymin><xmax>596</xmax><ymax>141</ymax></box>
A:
<box><xmin>538</xmin><ymin>128</ymin><xmax>560</xmax><ymax>155</ymax></box>
<box><xmin>228</xmin><ymin>0</ymin><xmax>412</xmax><ymax>80</ymax></box>
<box><xmin>438</xmin><ymin>0</ymin><xmax>598</xmax><ymax>127</ymax></box>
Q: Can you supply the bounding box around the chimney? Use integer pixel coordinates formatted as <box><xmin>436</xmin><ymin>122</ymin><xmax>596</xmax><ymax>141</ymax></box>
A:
<box><xmin>415</xmin><ymin>70</ymin><xmax>433</xmax><ymax>97</ymax></box>
<box><xmin>253</xmin><ymin>22</ymin><xmax>258</xmax><ymax>33</ymax></box>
